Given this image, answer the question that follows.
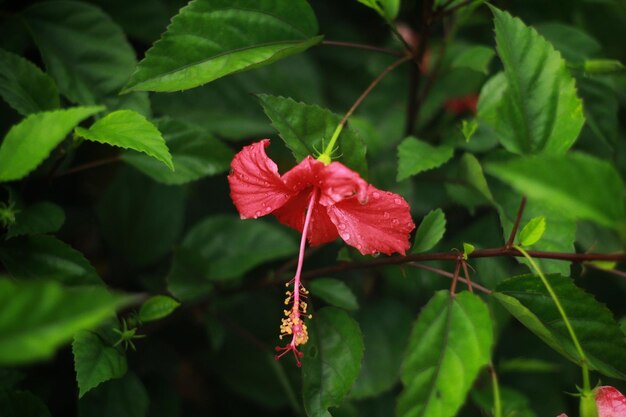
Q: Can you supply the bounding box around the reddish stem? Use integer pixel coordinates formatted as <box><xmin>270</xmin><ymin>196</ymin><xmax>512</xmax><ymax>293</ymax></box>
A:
<box><xmin>506</xmin><ymin>196</ymin><xmax>527</xmax><ymax>248</ymax></box>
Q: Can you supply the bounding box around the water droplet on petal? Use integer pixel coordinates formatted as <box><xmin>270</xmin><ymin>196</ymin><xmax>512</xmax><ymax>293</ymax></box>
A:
<box><xmin>383</xmin><ymin>212</ymin><xmax>390</xmax><ymax>219</ymax></box>
<box><xmin>372</xmin><ymin>192</ymin><xmax>380</xmax><ymax>199</ymax></box>
<box><xmin>341</xmin><ymin>233</ymin><xmax>351</xmax><ymax>241</ymax></box>
<box><xmin>372</xmin><ymin>252</ymin><xmax>380</xmax><ymax>258</ymax></box>
<box><xmin>255</xmin><ymin>210</ymin><xmax>262</xmax><ymax>218</ymax></box>
<box><xmin>394</xmin><ymin>198</ymin><xmax>402</xmax><ymax>205</ymax></box>
<box><xmin>338</xmin><ymin>223</ymin><xmax>346</xmax><ymax>230</ymax></box>
<box><xmin>406</xmin><ymin>222</ymin><xmax>413</xmax><ymax>228</ymax></box>
<box><xmin>357</xmin><ymin>244</ymin><xmax>363</xmax><ymax>250</ymax></box>
<box><xmin>240</xmin><ymin>215</ymin><xmax>247</xmax><ymax>220</ymax></box>
<box><xmin>265</xmin><ymin>206</ymin><xmax>272</xmax><ymax>212</ymax></box>
<box><xmin>392</xmin><ymin>218</ymin><xmax>399</xmax><ymax>225</ymax></box>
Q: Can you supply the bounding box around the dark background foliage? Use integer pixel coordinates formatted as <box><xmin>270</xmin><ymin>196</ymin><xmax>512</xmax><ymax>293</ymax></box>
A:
<box><xmin>0</xmin><ymin>0</ymin><xmax>625</xmax><ymax>416</ymax></box>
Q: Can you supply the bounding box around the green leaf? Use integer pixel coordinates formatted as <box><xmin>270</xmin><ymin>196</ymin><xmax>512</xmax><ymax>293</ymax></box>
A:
<box><xmin>0</xmin><ymin>106</ymin><xmax>103</xmax><ymax>182</ymax></box>
<box><xmin>479</xmin><ymin>7</ymin><xmax>584</xmax><ymax>154</ymax></box>
<box><xmin>411</xmin><ymin>208</ymin><xmax>446</xmax><ymax>253</ymax></box>
<box><xmin>535</xmin><ymin>23</ymin><xmax>601</xmax><ymax>63</ymax></box>
<box><xmin>445</xmin><ymin>153</ymin><xmax>495</xmax><ymax>212</ymax></box>
<box><xmin>461</xmin><ymin>119</ymin><xmax>478</xmax><ymax>142</ymax></box>
<box><xmin>351</xmin><ymin>300</ymin><xmax>412</xmax><ymax>399</ymax></box>
<box><xmin>583</xmin><ymin>59</ymin><xmax>625</xmax><ymax>74</ymax></box>
<box><xmin>257</xmin><ymin>94</ymin><xmax>367</xmax><ymax>176</ymax></box>
<box><xmin>397</xmin><ymin>137</ymin><xmax>454</xmax><ymax>181</ymax></box>
<box><xmin>463</xmin><ymin>242</ymin><xmax>475</xmax><ymax>259</ymax></box>
<box><xmin>498</xmin><ymin>357</ymin><xmax>560</xmax><ymax>373</ymax></box>
<box><xmin>0</xmin><ymin>390</ymin><xmax>52</xmax><ymax>417</ymax></box>
<box><xmin>123</xmin><ymin>0</ymin><xmax>321</xmax><ymax>93</ymax></box>
<box><xmin>0</xmin><ymin>48</ymin><xmax>59</xmax><ymax>115</ymax></box>
<box><xmin>78</xmin><ymin>372</ymin><xmax>148</xmax><ymax>417</ymax></box>
<box><xmin>451</xmin><ymin>45</ymin><xmax>495</xmax><ymax>74</ymax></box>
<box><xmin>308</xmin><ymin>278</ymin><xmax>359</xmax><ymax>311</ymax></box>
<box><xmin>473</xmin><ymin>386</ymin><xmax>537</xmax><ymax>417</ymax></box>
<box><xmin>495</xmin><ymin>186</ymin><xmax>575</xmax><ymax>276</ymax></box>
<box><xmin>23</xmin><ymin>1</ymin><xmax>136</xmax><ymax>104</ymax></box>
<box><xmin>97</xmin><ymin>167</ymin><xmax>185</xmax><ymax>267</ymax></box>
<box><xmin>167</xmin><ymin>215</ymin><xmax>297</xmax><ymax>301</ymax></box>
<box><xmin>72</xmin><ymin>330</ymin><xmax>127</xmax><ymax>398</ymax></box>
<box><xmin>302</xmin><ymin>307</ymin><xmax>364</xmax><ymax>417</ymax></box>
<box><xmin>356</xmin><ymin>0</ymin><xmax>400</xmax><ymax>20</ymax></box>
<box><xmin>494</xmin><ymin>274</ymin><xmax>626</xmax><ymax>380</ymax></box>
<box><xmin>139</xmin><ymin>295</ymin><xmax>180</xmax><ymax>322</ymax></box>
<box><xmin>0</xmin><ymin>235</ymin><xmax>102</xmax><ymax>286</ymax></box>
<box><xmin>518</xmin><ymin>216</ymin><xmax>546</xmax><ymax>247</ymax></box>
<box><xmin>0</xmin><ymin>279</ymin><xmax>136</xmax><ymax>365</ymax></box>
<box><xmin>397</xmin><ymin>291</ymin><xmax>494</xmax><ymax>417</ymax></box>
<box><xmin>5</xmin><ymin>201</ymin><xmax>64</xmax><ymax>239</ymax></box>
<box><xmin>75</xmin><ymin>110</ymin><xmax>173</xmax><ymax>171</ymax></box>
<box><xmin>122</xmin><ymin>118</ymin><xmax>232</xmax><ymax>184</ymax></box>
<box><xmin>486</xmin><ymin>153</ymin><xmax>626</xmax><ymax>229</ymax></box>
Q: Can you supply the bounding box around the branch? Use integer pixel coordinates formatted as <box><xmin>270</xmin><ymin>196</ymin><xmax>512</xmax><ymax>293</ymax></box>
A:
<box><xmin>55</xmin><ymin>155</ymin><xmax>121</xmax><ymax>178</ymax></box>
<box><xmin>321</xmin><ymin>40</ymin><xmax>405</xmax><ymax>57</ymax></box>
<box><xmin>300</xmin><ymin>248</ymin><xmax>626</xmax><ymax>280</ymax></box>
<box><xmin>408</xmin><ymin>263</ymin><xmax>491</xmax><ymax>294</ymax></box>
<box><xmin>506</xmin><ymin>196</ymin><xmax>527</xmax><ymax>248</ymax></box>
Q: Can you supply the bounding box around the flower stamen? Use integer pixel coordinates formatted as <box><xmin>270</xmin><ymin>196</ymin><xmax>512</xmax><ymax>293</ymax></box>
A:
<box><xmin>275</xmin><ymin>189</ymin><xmax>318</xmax><ymax>367</ymax></box>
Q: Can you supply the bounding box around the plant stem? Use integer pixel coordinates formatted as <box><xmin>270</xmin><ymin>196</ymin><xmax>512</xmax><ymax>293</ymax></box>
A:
<box><xmin>55</xmin><ymin>155</ymin><xmax>121</xmax><ymax>177</ymax></box>
<box><xmin>321</xmin><ymin>39</ymin><xmax>405</xmax><ymax>57</ymax></box>
<box><xmin>489</xmin><ymin>365</ymin><xmax>502</xmax><ymax>417</ymax></box>
<box><xmin>506</xmin><ymin>196</ymin><xmax>527</xmax><ymax>248</ymax></box>
<box><xmin>408</xmin><ymin>262</ymin><xmax>492</xmax><ymax>294</ymax></box>
<box><xmin>514</xmin><ymin>245</ymin><xmax>591</xmax><ymax>393</ymax></box>
<box><xmin>321</xmin><ymin>55</ymin><xmax>411</xmax><ymax>158</ymax></box>
<box><xmin>301</xmin><ymin>248</ymin><xmax>626</xmax><ymax>280</ymax></box>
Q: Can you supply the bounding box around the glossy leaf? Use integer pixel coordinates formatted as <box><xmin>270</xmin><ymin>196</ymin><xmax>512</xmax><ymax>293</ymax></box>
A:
<box><xmin>411</xmin><ymin>208</ymin><xmax>446</xmax><ymax>253</ymax></box>
<box><xmin>495</xmin><ymin>274</ymin><xmax>626</xmax><ymax>380</ymax></box>
<box><xmin>495</xmin><ymin>185</ymin><xmax>575</xmax><ymax>276</ymax></box>
<box><xmin>0</xmin><ymin>106</ymin><xmax>103</xmax><ymax>182</ymax></box>
<box><xmin>0</xmin><ymin>279</ymin><xmax>136</xmax><ymax>365</ymax></box>
<box><xmin>397</xmin><ymin>137</ymin><xmax>453</xmax><ymax>181</ymax></box>
<box><xmin>309</xmin><ymin>278</ymin><xmax>359</xmax><ymax>311</ymax></box>
<box><xmin>78</xmin><ymin>372</ymin><xmax>148</xmax><ymax>417</ymax></box>
<box><xmin>451</xmin><ymin>45</ymin><xmax>495</xmax><ymax>74</ymax></box>
<box><xmin>139</xmin><ymin>295</ymin><xmax>180</xmax><ymax>322</ymax></box>
<box><xmin>446</xmin><ymin>153</ymin><xmax>495</xmax><ymax>212</ymax></box>
<box><xmin>356</xmin><ymin>0</ymin><xmax>400</xmax><ymax>20</ymax></box>
<box><xmin>302</xmin><ymin>307</ymin><xmax>364</xmax><ymax>417</ymax></box>
<box><xmin>23</xmin><ymin>1</ymin><xmax>136</xmax><ymax>105</ymax></box>
<box><xmin>397</xmin><ymin>291</ymin><xmax>494</xmax><ymax>417</ymax></box>
<box><xmin>5</xmin><ymin>201</ymin><xmax>65</xmax><ymax>239</ymax></box>
<box><xmin>479</xmin><ymin>7</ymin><xmax>585</xmax><ymax>154</ymax></box>
<box><xmin>518</xmin><ymin>216</ymin><xmax>546</xmax><ymax>247</ymax></box>
<box><xmin>352</xmin><ymin>300</ymin><xmax>412</xmax><ymax>399</ymax></box>
<box><xmin>75</xmin><ymin>110</ymin><xmax>173</xmax><ymax>170</ymax></box>
<box><xmin>486</xmin><ymin>153</ymin><xmax>626</xmax><ymax>229</ymax></box>
<box><xmin>258</xmin><ymin>94</ymin><xmax>367</xmax><ymax>176</ymax></box>
<box><xmin>167</xmin><ymin>215</ymin><xmax>297</xmax><ymax>300</ymax></box>
<box><xmin>73</xmin><ymin>330</ymin><xmax>127</xmax><ymax>398</ymax></box>
<box><xmin>0</xmin><ymin>235</ymin><xmax>102</xmax><ymax>286</ymax></box>
<box><xmin>123</xmin><ymin>0</ymin><xmax>321</xmax><ymax>93</ymax></box>
<box><xmin>123</xmin><ymin>118</ymin><xmax>232</xmax><ymax>184</ymax></box>
<box><xmin>0</xmin><ymin>48</ymin><xmax>59</xmax><ymax>115</ymax></box>
<box><xmin>97</xmin><ymin>167</ymin><xmax>185</xmax><ymax>267</ymax></box>
<box><xmin>0</xmin><ymin>390</ymin><xmax>52</xmax><ymax>417</ymax></box>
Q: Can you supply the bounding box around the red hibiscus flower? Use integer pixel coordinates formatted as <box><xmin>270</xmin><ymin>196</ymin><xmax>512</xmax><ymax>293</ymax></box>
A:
<box><xmin>558</xmin><ymin>385</ymin><xmax>626</xmax><ymax>417</ymax></box>
<box><xmin>444</xmin><ymin>94</ymin><xmax>478</xmax><ymax>115</ymax></box>
<box><xmin>228</xmin><ymin>139</ymin><xmax>415</xmax><ymax>365</ymax></box>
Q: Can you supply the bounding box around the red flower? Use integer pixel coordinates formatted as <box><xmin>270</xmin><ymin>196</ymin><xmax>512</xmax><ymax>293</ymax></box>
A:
<box><xmin>228</xmin><ymin>139</ymin><xmax>415</xmax><ymax>256</ymax></box>
<box><xmin>444</xmin><ymin>94</ymin><xmax>478</xmax><ymax>115</ymax></box>
<box><xmin>558</xmin><ymin>385</ymin><xmax>626</xmax><ymax>417</ymax></box>
<box><xmin>228</xmin><ymin>139</ymin><xmax>415</xmax><ymax>365</ymax></box>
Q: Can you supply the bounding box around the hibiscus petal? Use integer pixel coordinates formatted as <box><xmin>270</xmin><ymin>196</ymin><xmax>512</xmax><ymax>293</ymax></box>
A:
<box><xmin>228</xmin><ymin>139</ymin><xmax>293</xmax><ymax>219</ymax></box>
<box><xmin>595</xmin><ymin>386</ymin><xmax>626</xmax><ymax>417</ymax></box>
<box><xmin>327</xmin><ymin>185</ymin><xmax>415</xmax><ymax>255</ymax></box>
<box><xmin>273</xmin><ymin>188</ymin><xmax>339</xmax><ymax>246</ymax></box>
<box><xmin>319</xmin><ymin>161</ymin><xmax>368</xmax><ymax>206</ymax></box>
<box><xmin>280</xmin><ymin>156</ymin><xmax>324</xmax><ymax>192</ymax></box>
